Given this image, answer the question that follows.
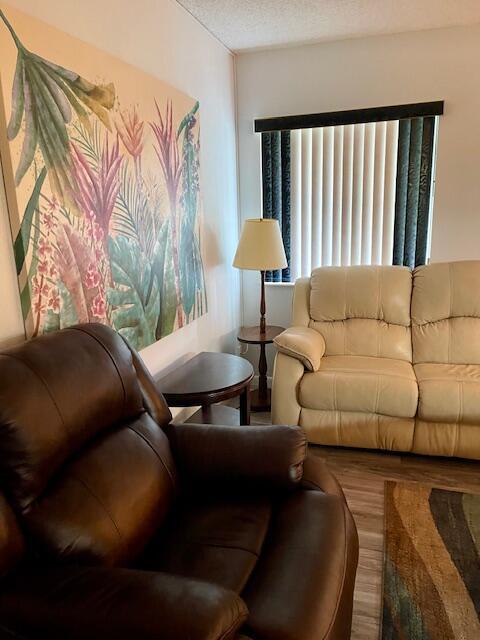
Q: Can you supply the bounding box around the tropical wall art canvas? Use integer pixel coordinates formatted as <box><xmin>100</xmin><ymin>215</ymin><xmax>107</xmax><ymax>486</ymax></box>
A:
<box><xmin>0</xmin><ymin>5</ymin><xmax>207</xmax><ymax>350</ymax></box>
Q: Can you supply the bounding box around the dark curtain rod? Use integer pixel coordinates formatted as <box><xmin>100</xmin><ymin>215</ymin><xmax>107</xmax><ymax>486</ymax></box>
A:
<box><xmin>254</xmin><ymin>101</ymin><xmax>444</xmax><ymax>133</ymax></box>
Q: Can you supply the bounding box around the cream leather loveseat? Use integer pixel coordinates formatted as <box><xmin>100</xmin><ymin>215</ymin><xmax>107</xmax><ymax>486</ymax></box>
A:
<box><xmin>272</xmin><ymin>261</ymin><xmax>480</xmax><ymax>460</ymax></box>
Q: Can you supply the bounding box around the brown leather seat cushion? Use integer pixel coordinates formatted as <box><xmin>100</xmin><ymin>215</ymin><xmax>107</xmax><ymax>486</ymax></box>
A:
<box><xmin>141</xmin><ymin>493</ymin><xmax>272</xmax><ymax>593</ymax></box>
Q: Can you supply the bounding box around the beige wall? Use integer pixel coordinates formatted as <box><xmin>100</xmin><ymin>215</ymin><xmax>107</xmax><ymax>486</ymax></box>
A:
<box><xmin>236</xmin><ymin>23</ymin><xmax>480</xmax><ymax>356</ymax></box>
<box><xmin>0</xmin><ymin>0</ymin><xmax>240</xmax><ymax>377</ymax></box>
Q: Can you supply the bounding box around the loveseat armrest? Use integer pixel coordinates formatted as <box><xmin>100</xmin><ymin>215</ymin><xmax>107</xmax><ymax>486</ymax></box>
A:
<box><xmin>0</xmin><ymin>566</ymin><xmax>247</xmax><ymax>640</ymax></box>
<box><xmin>165</xmin><ymin>423</ymin><xmax>307</xmax><ymax>490</ymax></box>
<box><xmin>274</xmin><ymin>327</ymin><xmax>325</xmax><ymax>372</ymax></box>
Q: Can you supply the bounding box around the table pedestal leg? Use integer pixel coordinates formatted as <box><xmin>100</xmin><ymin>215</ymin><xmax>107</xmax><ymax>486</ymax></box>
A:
<box><xmin>200</xmin><ymin>404</ymin><xmax>212</xmax><ymax>423</ymax></box>
<box><xmin>251</xmin><ymin>343</ymin><xmax>271</xmax><ymax>412</ymax></box>
<box><xmin>240</xmin><ymin>382</ymin><xmax>251</xmax><ymax>425</ymax></box>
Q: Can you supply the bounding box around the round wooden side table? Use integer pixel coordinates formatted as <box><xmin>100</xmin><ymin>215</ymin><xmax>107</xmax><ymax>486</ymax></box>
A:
<box><xmin>237</xmin><ymin>325</ymin><xmax>285</xmax><ymax>412</ymax></box>
<box><xmin>155</xmin><ymin>352</ymin><xmax>254</xmax><ymax>425</ymax></box>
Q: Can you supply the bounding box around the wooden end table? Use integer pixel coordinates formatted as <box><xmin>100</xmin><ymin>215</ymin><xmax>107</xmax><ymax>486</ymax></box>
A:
<box><xmin>155</xmin><ymin>352</ymin><xmax>254</xmax><ymax>425</ymax></box>
<box><xmin>237</xmin><ymin>325</ymin><xmax>285</xmax><ymax>412</ymax></box>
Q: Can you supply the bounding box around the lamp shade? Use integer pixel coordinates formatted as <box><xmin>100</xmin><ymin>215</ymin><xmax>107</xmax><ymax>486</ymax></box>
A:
<box><xmin>233</xmin><ymin>218</ymin><xmax>287</xmax><ymax>271</ymax></box>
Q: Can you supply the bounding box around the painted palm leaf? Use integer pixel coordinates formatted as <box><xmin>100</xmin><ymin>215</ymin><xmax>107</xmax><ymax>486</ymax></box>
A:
<box><xmin>107</xmin><ymin>236</ymin><xmax>159</xmax><ymax>350</ymax></box>
<box><xmin>0</xmin><ymin>8</ymin><xmax>115</xmax><ymax>205</ymax></box>
<box><xmin>113</xmin><ymin>164</ymin><xmax>160</xmax><ymax>260</ymax></box>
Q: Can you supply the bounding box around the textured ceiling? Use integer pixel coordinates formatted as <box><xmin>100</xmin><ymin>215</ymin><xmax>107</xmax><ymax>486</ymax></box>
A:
<box><xmin>176</xmin><ymin>0</ymin><xmax>480</xmax><ymax>52</ymax></box>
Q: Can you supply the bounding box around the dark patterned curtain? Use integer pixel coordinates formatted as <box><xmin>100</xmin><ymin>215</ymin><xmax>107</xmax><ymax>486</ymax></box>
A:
<box><xmin>393</xmin><ymin>116</ymin><xmax>436</xmax><ymax>268</ymax></box>
<box><xmin>261</xmin><ymin>131</ymin><xmax>291</xmax><ymax>282</ymax></box>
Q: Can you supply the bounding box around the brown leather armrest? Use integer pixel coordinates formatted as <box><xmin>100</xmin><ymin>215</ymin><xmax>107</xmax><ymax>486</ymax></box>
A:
<box><xmin>301</xmin><ymin>452</ymin><xmax>346</xmax><ymax>501</ymax></box>
<box><xmin>0</xmin><ymin>566</ymin><xmax>247</xmax><ymax>640</ymax></box>
<box><xmin>165</xmin><ymin>423</ymin><xmax>307</xmax><ymax>490</ymax></box>
<box><xmin>120</xmin><ymin>336</ymin><xmax>173</xmax><ymax>427</ymax></box>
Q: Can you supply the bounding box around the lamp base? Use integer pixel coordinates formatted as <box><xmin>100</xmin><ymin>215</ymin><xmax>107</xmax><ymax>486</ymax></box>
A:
<box><xmin>259</xmin><ymin>270</ymin><xmax>266</xmax><ymax>335</ymax></box>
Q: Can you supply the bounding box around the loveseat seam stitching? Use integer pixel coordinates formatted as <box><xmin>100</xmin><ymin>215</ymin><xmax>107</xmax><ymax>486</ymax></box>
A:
<box><xmin>276</xmin><ymin>345</ymin><xmax>313</xmax><ymax>371</ymax></box>
<box><xmin>333</xmin><ymin>374</ymin><xmax>338</xmax><ymax>412</ymax></box>
<box><xmin>418</xmin><ymin>378</ymin><xmax>480</xmax><ymax>384</ymax></box>
<box><xmin>318</xmin><ymin>367</ymin><xmax>414</xmax><ymax>381</ymax></box>
<box><xmin>459</xmin><ymin>382</ymin><xmax>464</xmax><ymax>424</ymax></box>
<box><xmin>377</xmin><ymin>268</ymin><xmax>382</xmax><ymax>341</ymax></box>
<box><xmin>374</xmin><ymin>376</ymin><xmax>380</xmax><ymax>414</ymax></box>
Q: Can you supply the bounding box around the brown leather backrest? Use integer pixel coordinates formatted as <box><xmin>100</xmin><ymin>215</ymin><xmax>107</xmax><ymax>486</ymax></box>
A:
<box><xmin>412</xmin><ymin>261</ymin><xmax>480</xmax><ymax>364</ymax></box>
<box><xmin>0</xmin><ymin>324</ymin><xmax>177</xmax><ymax>567</ymax></box>
<box><xmin>0</xmin><ymin>493</ymin><xmax>24</xmax><ymax>577</ymax></box>
<box><xmin>307</xmin><ymin>265</ymin><xmax>413</xmax><ymax>361</ymax></box>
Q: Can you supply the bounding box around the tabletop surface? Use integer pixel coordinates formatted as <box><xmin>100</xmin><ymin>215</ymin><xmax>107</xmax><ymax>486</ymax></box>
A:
<box><xmin>155</xmin><ymin>351</ymin><xmax>254</xmax><ymax>397</ymax></box>
<box><xmin>237</xmin><ymin>325</ymin><xmax>285</xmax><ymax>344</ymax></box>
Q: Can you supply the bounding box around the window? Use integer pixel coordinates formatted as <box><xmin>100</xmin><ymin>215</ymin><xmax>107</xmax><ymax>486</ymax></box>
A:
<box><xmin>257</xmin><ymin>102</ymin><xmax>443</xmax><ymax>283</ymax></box>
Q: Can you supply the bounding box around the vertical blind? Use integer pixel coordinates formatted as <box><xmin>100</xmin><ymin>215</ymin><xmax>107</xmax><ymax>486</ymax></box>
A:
<box><xmin>261</xmin><ymin>113</ymin><xmax>438</xmax><ymax>283</ymax></box>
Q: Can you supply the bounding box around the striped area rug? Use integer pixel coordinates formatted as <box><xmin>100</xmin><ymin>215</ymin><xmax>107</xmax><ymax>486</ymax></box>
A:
<box><xmin>382</xmin><ymin>481</ymin><xmax>480</xmax><ymax>640</ymax></box>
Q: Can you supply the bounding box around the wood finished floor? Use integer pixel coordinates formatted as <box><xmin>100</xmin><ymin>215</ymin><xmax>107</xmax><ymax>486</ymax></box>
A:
<box><xmin>252</xmin><ymin>412</ymin><xmax>480</xmax><ymax>640</ymax></box>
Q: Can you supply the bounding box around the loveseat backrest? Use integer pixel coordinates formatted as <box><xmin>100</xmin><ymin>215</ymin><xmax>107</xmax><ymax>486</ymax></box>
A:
<box><xmin>412</xmin><ymin>261</ymin><xmax>480</xmax><ymax>364</ymax></box>
<box><xmin>294</xmin><ymin>265</ymin><xmax>413</xmax><ymax>362</ymax></box>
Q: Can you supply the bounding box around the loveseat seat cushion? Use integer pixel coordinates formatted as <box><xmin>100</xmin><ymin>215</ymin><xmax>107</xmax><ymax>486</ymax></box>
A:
<box><xmin>141</xmin><ymin>493</ymin><xmax>272</xmax><ymax>593</ymax></box>
<box><xmin>415</xmin><ymin>363</ymin><xmax>480</xmax><ymax>424</ymax></box>
<box><xmin>299</xmin><ymin>355</ymin><xmax>418</xmax><ymax>418</ymax></box>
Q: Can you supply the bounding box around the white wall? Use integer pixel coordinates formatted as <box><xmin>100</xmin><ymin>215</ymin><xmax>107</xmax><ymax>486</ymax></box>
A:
<box><xmin>236</xmin><ymin>24</ymin><xmax>480</xmax><ymax>361</ymax></box>
<box><xmin>0</xmin><ymin>0</ymin><xmax>240</xmax><ymax>377</ymax></box>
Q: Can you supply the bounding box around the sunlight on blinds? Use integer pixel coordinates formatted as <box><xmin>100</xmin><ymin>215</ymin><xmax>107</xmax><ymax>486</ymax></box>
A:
<box><xmin>289</xmin><ymin>120</ymin><xmax>399</xmax><ymax>278</ymax></box>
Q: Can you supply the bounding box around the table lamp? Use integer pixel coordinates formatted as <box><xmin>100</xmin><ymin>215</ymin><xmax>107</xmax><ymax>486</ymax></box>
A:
<box><xmin>233</xmin><ymin>218</ymin><xmax>287</xmax><ymax>334</ymax></box>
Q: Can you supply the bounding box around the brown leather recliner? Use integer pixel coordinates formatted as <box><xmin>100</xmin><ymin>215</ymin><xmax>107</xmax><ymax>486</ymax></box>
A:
<box><xmin>0</xmin><ymin>324</ymin><xmax>358</xmax><ymax>640</ymax></box>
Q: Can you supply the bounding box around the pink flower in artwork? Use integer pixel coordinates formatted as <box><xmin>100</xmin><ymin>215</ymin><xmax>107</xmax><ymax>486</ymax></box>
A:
<box><xmin>42</xmin><ymin>212</ymin><xmax>56</xmax><ymax>231</ymax></box>
<box><xmin>91</xmin><ymin>292</ymin><xmax>106</xmax><ymax>318</ymax></box>
<box><xmin>84</xmin><ymin>263</ymin><xmax>101</xmax><ymax>289</ymax></box>
<box><xmin>93</xmin><ymin>224</ymin><xmax>104</xmax><ymax>242</ymax></box>
<box><xmin>37</xmin><ymin>261</ymin><xmax>49</xmax><ymax>276</ymax></box>
<box><xmin>33</xmin><ymin>300</ymin><xmax>45</xmax><ymax>315</ymax></box>
<box><xmin>47</xmin><ymin>289</ymin><xmax>60</xmax><ymax>313</ymax></box>
<box><xmin>49</xmin><ymin>263</ymin><xmax>58</xmax><ymax>279</ymax></box>
<box><xmin>31</xmin><ymin>275</ymin><xmax>42</xmax><ymax>295</ymax></box>
<box><xmin>46</xmin><ymin>195</ymin><xmax>59</xmax><ymax>214</ymax></box>
<box><xmin>38</xmin><ymin>237</ymin><xmax>51</xmax><ymax>257</ymax></box>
